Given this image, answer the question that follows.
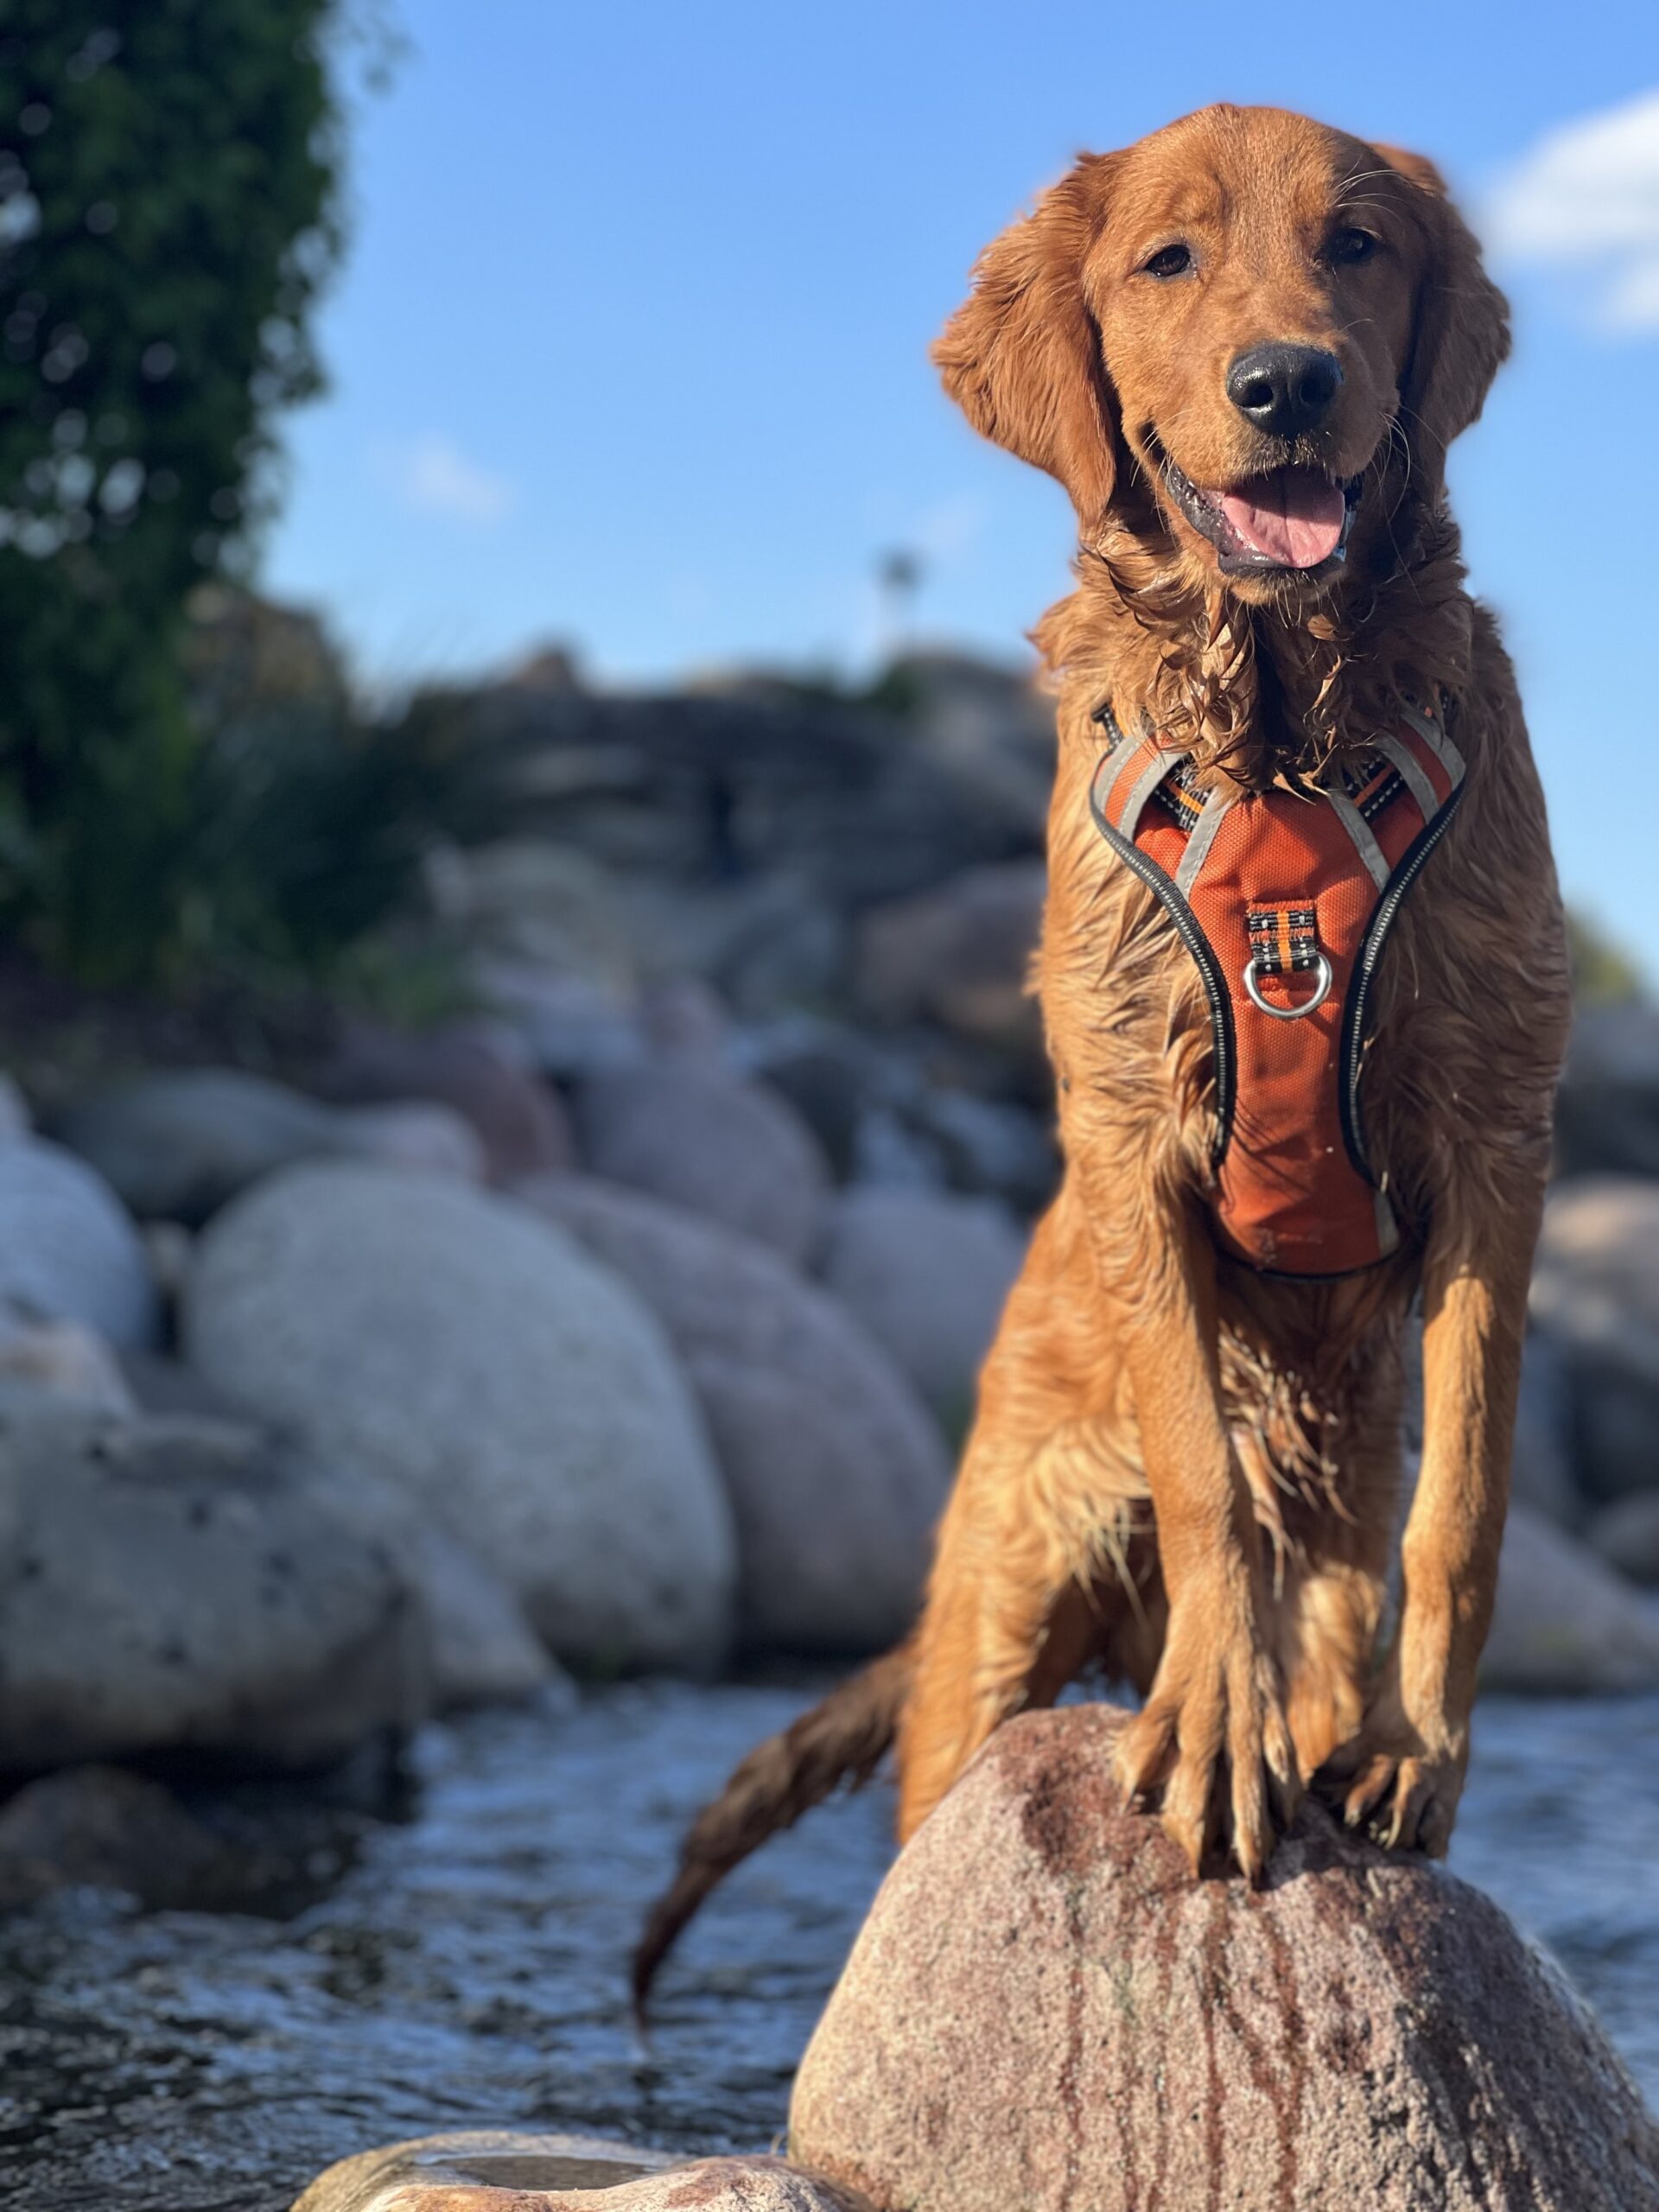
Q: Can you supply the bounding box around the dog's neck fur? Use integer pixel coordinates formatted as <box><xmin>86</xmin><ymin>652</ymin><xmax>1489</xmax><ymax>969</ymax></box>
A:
<box><xmin>1036</xmin><ymin>471</ymin><xmax>1477</xmax><ymax>788</ymax></box>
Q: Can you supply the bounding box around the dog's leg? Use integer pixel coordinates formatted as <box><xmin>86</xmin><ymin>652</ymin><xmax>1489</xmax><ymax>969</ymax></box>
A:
<box><xmin>1264</xmin><ymin>1351</ymin><xmax>1407</xmax><ymax>1783</ymax></box>
<box><xmin>1279</xmin><ymin>1557</ymin><xmax>1390</xmax><ymax>1782</ymax></box>
<box><xmin>1090</xmin><ymin>1203</ymin><xmax>1300</xmax><ymax>1880</ymax></box>
<box><xmin>1323</xmin><ymin>1180</ymin><xmax>1543</xmax><ymax>1853</ymax></box>
<box><xmin>896</xmin><ymin>1442</ymin><xmax>1105</xmax><ymax>1842</ymax></box>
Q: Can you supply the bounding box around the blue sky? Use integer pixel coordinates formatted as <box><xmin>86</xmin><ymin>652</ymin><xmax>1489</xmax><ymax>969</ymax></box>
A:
<box><xmin>264</xmin><ymin>2</ymin><xmax>1659</xmax><ymax>969</ymax></box>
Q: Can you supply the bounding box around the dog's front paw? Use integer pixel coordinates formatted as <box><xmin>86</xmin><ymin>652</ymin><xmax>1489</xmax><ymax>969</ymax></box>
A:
<box><xmin>1114</xmin><ymin>1607</ymin><xmax>1299</xmax><ymax>1883</ymax></box>
<box><xmin>1316</xmin><ymin>1710</ymin><xmax>1468</xmax><ymax>1858</ymax></box>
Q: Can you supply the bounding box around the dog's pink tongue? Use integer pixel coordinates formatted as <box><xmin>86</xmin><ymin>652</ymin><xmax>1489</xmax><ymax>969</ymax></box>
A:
<box><xmin>1218</xmin><ymin>468</ymin><xmax>1345</xmax><ymax>568</ymax></box>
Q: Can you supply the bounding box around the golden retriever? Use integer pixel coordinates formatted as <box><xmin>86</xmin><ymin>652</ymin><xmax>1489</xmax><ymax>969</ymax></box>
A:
<box><xmin>634</xmin><ymin>103</ymin><xmax>1568</xmax><ymax>2007</ymax></box>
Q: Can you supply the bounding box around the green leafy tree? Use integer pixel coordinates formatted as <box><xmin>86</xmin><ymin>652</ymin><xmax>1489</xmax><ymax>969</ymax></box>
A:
<box><xmin>0</xmin><ymin>4</ymin><xmax>345</xmax><ymax>979</ymax></box>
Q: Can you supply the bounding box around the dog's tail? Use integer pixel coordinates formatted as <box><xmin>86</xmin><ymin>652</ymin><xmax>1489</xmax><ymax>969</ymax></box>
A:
<box><xmin>632</xmin><ymin>1638</ymin><xmax>913</xmax><ymax>2018</ymax></box>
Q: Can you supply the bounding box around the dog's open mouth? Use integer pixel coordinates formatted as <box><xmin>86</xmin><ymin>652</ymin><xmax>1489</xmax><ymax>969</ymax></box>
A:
<box><xmin>1161</xmin><ymin>459</ymin><xmax>1363</xmax><ymax>575</ymax></box>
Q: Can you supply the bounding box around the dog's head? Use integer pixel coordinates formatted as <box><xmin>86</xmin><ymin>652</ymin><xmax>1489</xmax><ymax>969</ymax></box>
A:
<box><xmin>934</xmin><ymin>105</ymin><xmax>1508</xmax><ymax>604</ymax></box>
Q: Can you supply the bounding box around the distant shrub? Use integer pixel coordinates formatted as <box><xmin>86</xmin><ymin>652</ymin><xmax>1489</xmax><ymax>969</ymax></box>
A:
<box><xmin>1567</xmin><ymin>909</ymin><xmax>1646</xmax><ymax>1008</ymax></box>
<box><xmin>0</xmin><ymin>4</ymin><xmax>355</xmax><ymax>982</ymax></box>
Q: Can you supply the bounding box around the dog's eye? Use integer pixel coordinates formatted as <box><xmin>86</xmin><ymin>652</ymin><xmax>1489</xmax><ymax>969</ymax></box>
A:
<box><xmin>1330</xmin><ymin>227</ymin><xmax>1377</xmax><ymax>265</ymax></box>
<box><xmin>1141</xmin><ymin>242</ymin><xmax>1193</xmax><ymax>279</ymax></box>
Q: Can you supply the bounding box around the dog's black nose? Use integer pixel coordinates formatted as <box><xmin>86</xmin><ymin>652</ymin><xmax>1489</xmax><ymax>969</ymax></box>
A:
<box><xmin>1225</xmin><ymin>344</ymin><xmax>1344</xmax><ymax>437</ymax></box>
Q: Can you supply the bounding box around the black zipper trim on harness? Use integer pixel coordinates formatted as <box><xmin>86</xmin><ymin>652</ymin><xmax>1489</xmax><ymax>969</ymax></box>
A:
<box><xmin>1338</xmin><ymin>776</ymin><xmax>1467</xmax><ymax>1181</ymax></box>
<box><xmin>1089</xmin><ymin>770</ymin><xmax>1236</xmax><ymax>1166</ymax></box>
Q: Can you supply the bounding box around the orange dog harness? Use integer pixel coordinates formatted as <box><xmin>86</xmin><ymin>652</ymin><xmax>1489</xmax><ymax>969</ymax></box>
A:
<box><xmin>1090</xmin><ymin>702</ymin><xmax>1465</xmax><ymax>1277</ymax></box>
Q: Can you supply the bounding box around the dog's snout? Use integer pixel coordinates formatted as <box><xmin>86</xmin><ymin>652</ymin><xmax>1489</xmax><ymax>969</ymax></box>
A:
<box><xmin>1225</xmin><ymin>344</ymin><xmax>1344</xmax><ymax>437</ymax></box>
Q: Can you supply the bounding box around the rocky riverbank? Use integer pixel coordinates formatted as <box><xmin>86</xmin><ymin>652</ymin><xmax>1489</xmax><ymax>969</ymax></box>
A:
<box><xmin>3</xmin><ymin>641</ymin><xmax>1659</xmax><ymax>2202</ymax></box>
<box><xmin>0</xmin><ymin>1683</ymin><xmax>1653</xmax><ymax>2212</ymax></box>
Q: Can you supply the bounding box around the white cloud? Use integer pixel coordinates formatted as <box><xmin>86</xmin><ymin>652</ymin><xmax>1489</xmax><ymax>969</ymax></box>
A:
<box><xmin>1483</xmin><ymin>87</ymin><xmax>1659</xmax><ymax>332</ymax></box>
<box><xmin>375</xmin><ymin>433</ymin><xmax>516</xmax><ymax>524</ymax></box>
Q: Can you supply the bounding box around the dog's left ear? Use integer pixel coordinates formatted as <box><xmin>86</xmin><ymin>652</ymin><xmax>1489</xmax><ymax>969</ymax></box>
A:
<box><xmin>932</xmin><ymin>155</ymin><xmax>1122</xmax><ymax>536</ymax></box>
<box><xmin>1377</xmin><ymin>145</ymin><xmax>1510</xmax><ymax>470</ymax></box>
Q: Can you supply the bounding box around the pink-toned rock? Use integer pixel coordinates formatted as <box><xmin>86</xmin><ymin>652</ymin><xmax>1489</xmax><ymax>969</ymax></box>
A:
<box><xmin>321</xmin><ymin>1024</ymin><xmax>575</xmax><ymax>1185</ymax></box>
<box><xmin>291</xmin><ymin>2131</ymin><xmax>869</xmax><ymax>2211</ymax></box>
<box><xmin>854</xmin><ymin>859</ymin><xmax>1045</xmax><ymax>1058</ymax></box>
<box><xmin>790</xmin><ymin>1704</ymin><xmax>1659</xmax><ymax>2212</ymax></box>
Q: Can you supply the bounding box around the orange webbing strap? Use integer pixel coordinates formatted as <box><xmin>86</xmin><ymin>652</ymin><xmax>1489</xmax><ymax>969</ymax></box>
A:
<box><xmin>1090</xmin><ymin>703</ymin><xmax>1465</xmax><ymax>1276</ymax></box>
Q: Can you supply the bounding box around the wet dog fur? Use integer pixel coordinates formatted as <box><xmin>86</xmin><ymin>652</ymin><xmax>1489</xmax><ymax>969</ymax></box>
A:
<box><xmin>634</xmin><ymin>103</ymin><xmax>1569</xmax><ymax>2011</ymax></box>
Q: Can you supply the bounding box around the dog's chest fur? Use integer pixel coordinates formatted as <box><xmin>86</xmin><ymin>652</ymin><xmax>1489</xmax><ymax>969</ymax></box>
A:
<box><xmin>1034</xmin><ymin>594</ymin><xmax>1568</xmax><ymax>1420</ymax></box>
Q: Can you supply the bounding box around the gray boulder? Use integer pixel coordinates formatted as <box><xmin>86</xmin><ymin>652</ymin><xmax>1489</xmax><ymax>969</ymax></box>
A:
<box><xmin>0</xmin><ymin>1137</ymin><xmax>158</xmax><ymax>1346</ymax></box>
<box><xmin>0</xmin><ymin>1766</ymin><xmax>239</xmax><ymax>1909</ymax></box>
<box><xmin>311</xmin><ymin>1460</ymin><xmax>564</xmax><ymax>1711</ymax></box>
<box><xmin>293</xmin><ymin>2133</ymin><xmax>869</xmax><ymax>2212</ymax></box>
<box><xmin>55</xmin><ymin>1068</ymin><xmax>483</xmax><ymax>1227</ymax></box>
<box><xmin>183</xmin><ymin>1163</ymin><xmax>735</xmax><ymax>1673</ymax></box>
<box><xmin>1530</xmin><ymin>1178</ymin><xmax>1659</xmax><ymax>1502</ymax></box>
<box><xmin>819</xmin><ymin>1186</ymin><xmax>1023</xmax><ymax>1424</ymax></box>
<box><xmin>570</xmin><ymin>1063</ymin><xmax>831</xmax><ymax>1266</ymax></box>
<box><xmin>1555</xmin><ymin>1002</ymin><xmax>1659</xmax><ymax>1179</ymax></box>
<box><xmin>329</xmin><ymin>1100</ymin><xmax>485</xmax><ymax>1183</ymax></box>
<box><xmin>790</xmin><ymin>1704</ymin><xmax>1659</xmax><ymax>2212</ymax></box>
<box><xmin>520</xmin><ymin>1178</ymin><xmax>950</xmax><ymax>1655</ymax></box>
<box><xmin>471</xmin><ymin>964</ymin><xmax>648</xmax><ymax>1080</ymax></box>
<box><xmin>1587</xmin><ymin>1492</ymin><xmax>1659</xmax><ymax>1586</ymax></box>
<box><xmin>1483</xmin><ymin>1503</ymin><xmax>1659</xmax><ymax>1693</ymax></box>
<box><xmin>854</xmin><ymin>859</ymin><xmax>1046</xmax><ymax>1058</ymax></box>
<box><xmin>1510</xmin><ymin>1330</ymin><xmax>1584</xmax><ymax>1528</ymax></box>
<box><xmin>428</xmin><ymin>837</ymin><xmax>636</xmax><ymax>989</ymax></box>
<box><xmin>0</xmin><ymin>1314</ymin><xmax>136</xmax><ymax>1414</ymax></box>
<box><xmin>0</xmin><ymin>1071</ymin><xmax>31</xmax><ymax>1142</ymax></box>
<box><xmin>0</xmin><ymin>1401</ymin><xmax>424</xmax><ymax>1770</ymax></box>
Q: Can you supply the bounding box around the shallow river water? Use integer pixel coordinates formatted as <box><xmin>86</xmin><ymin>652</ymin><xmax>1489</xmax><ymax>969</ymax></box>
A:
<box><xmin>1</xmin><ymin>1681</ymin><xmax>1656</xmax><ymax>2212</ymax></box>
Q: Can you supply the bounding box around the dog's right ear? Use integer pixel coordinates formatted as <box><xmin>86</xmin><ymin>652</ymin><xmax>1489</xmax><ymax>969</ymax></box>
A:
<box><xmin>932</xmin><ymin>156</ymin><xmax>1122</xmax><ymax>536</ymax></box>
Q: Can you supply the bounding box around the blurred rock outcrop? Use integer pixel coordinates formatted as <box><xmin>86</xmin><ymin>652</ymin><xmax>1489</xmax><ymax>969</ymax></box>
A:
<box><xmin>522</xmin><ymin>1177</ymin><xmax>950</xmax><ymax>1655</ymax></box>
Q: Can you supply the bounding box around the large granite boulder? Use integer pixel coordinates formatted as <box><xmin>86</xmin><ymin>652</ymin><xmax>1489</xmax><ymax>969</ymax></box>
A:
<box><xmin>818</xmin><ymin>1186</ymin><xmax>1023</xmax><ymax>1424</ymax></box>
<box><xmin>292</xmin><ymin>2132</ymin><xmax>869</xmax><ymax>2211</ymax></box>
<box><xmin>1587</xmin><ymin>1492</ymin><xmax>1659</xmax><ymax>1586</ymax></box>
<box><xmin>518</xmin><ymin>1178</ymin><xmax>950</xmax><ymax>1655</ymax></box>
<box><xmin>183</xmin><ymin>1163</ymin><xmax>735</xmax><ymax>1674</ymax></box>
<box><xmin>790</xmin><ymin>1705</ymin><xmax>1659</xmax><ymax>2212</ymax></box>
<box><xmin>1529</xmin><ymin>1178</ymin><xmax>1659</xmax><ymax>1502</ymax></box>
<box><xmin>569</xmin><ymin>1063</ymin><xmax>832</xmax><ymax>1266</ymax></box>
<box><xmin>0</xmin><ymin>1401</ymin><xmax>424</xmax><ymax>1770</ymax></box>
<box><xmin>0</xmin><ymin>1136</ymin><xmax>158</xmax><ymax>1346</ymax></box>
<box><xmin>55</xmin><ymin>1067</ymin><xmax>484</xmax><ymax>1228</ymax></box>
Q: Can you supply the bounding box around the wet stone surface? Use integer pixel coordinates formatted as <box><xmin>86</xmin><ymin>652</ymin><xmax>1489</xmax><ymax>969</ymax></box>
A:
<box><xmin>0</xmin><ymin>1682</ymin><xmax>1656</xmax><ymax>2212</ymax></box>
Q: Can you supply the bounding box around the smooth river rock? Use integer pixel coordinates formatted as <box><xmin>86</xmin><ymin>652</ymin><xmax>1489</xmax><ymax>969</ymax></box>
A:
<box><xmin>55</xmin><ymin>1067</ymin><xmax>484</xmax><ymax>1227</ymax></box>
<box><xmin>0</xmin><ymin>1136</ymin><xmax>158</xmax><ymax>1347</ymax></box>
<box><xmin>291</xmin><ymin>2131</ymin><xmax>868</xmax><ymax>2211</ymax></box>
<box><xmin>789</xmin><ymin>1704</ymin><xmax>1659</xmax><ymax>2212</ymax></box>
<box><xmin>519</xmin><ymin>1177</ymin><xmax>950</xmax><ymax>1655</ymax></box>
<box><xmin>1482</xmin><ymin>1502</ymin><xmax>1659</xmax><ymax>1692</ymax></box>
<box><xmin>0</xmin><ymin>1401</ymin><xmax>423</xmax><ymax>1770</ymax></box>
<box><xmin>818</xmin><ymin>1185</ymin><xmax>1023</xmax><ymax>1424</ymax></box>
<box><xmin>1529</xmin><ymin>1177</ymin><xmax>1659</xmax><ymax>1503</ymax></box>
<box><xmin>569</xmin><ymin>1062</ymin><xmax>832</xmax><ymax>1266</ymax></box>
<box><xmin>184</xmin><ymin>1162</ymin><xmax>736</xmax><ymax>1674</ymax></box>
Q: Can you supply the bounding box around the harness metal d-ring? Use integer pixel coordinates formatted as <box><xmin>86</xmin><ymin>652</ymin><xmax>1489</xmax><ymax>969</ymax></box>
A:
<box><xmin>1242</xmin><ymin>950</ymin><xmax>1332</xmax><ymax>1021</ymax></box>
